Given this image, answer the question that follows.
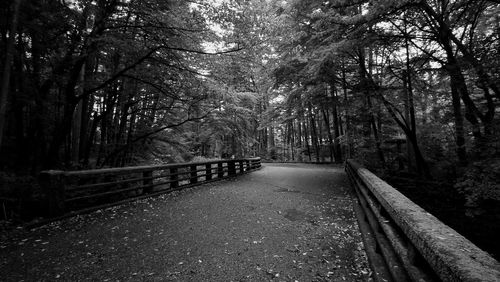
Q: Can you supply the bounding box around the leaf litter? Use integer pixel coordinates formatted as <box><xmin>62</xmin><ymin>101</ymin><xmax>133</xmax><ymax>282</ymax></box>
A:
<box><xmin>0</xmin><ymin>166</ymin><xmax>371</xmax><ymax>281</ymax></box>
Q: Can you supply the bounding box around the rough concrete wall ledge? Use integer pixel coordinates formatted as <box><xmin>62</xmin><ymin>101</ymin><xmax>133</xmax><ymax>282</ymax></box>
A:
<box><xmin>348</xmin><ymin>160</ymin><xmax>500</xmax><ymax>282</ymax></box>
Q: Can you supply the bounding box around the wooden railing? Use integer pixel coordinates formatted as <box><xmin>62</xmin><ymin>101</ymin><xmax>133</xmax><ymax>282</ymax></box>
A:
<box><xmin>346</xmin><ymin>159</ymin><xmax>500</xmax><ymax>282</ymax></box>
<box><xmin>40</xmin><ymin>158</ymin><xmax>261</xmax><ymax>216</ymax></box>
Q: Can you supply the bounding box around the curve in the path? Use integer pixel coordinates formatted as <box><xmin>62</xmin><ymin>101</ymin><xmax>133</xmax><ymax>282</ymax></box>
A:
<box><xmin>0</xmin><ymin>163</ymin><xmax>370</xmax><ymax>281</ymax></box>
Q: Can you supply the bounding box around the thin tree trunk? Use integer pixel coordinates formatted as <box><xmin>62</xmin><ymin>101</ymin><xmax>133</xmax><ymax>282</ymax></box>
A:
<box><xmin>317</xmin><ymin>112</ymin><xmax>325</xmax><ymax>162</ymax></box>
<box><xmin>71</xmin><ymin>63</ymin><xmax>85</xmax><ymax>165</ymax></box>
<box><xmin>321</xmin><ymin>107</ymin><xmax>335</xmax><ymax>162</ymax></box>
<box><xmin>45</xmin><ymin>57</ymin><xmax>86</xmax><ymax>168</ymax></box>
<box><xmin>303</xmin><ymin>120</ymin><xmax>312</xmax><ymax>162</ymax></box>
<box><xmin>330</xmin><ymin>84</ymin><xmax>343</xmax><ymax>163</ymax></box>
<box><xmin>403</xmin><ymin>73</ymin><xmax>415</xmax><ymax>172</ymax></box>
<box><xmin>0</xmin><ymin>0</ymin><xmax>22</xmax><ymax>149</ymax></box>
<box><xmin>450</xmin><ymin>80</ymin><xmax>467</xmax><ymax>165</ymax></box>
<box><xmin>290</xmin><ymin>120</ymin><xmax>295</xmax><ymax>160</ymax></box>
<box><xmin>369</xmin><ymin>98</ymin><xmax>385</xmax><ymax>166</ymax></box>
<box><xmin>364</xmin><ymin>46</ymin><xmax>387</xmax><ymax>166</ymax></box>
<box><xmin>342</xmin><ymin>61</ymin><xmax>352</xmax><ymax>159</ymax></box>
<box><xmin>308</xmin><ymin>104</ymin><xmax>320</xmax><ymax>162</ymax></box>
<box><xmin>83</xmin><ymin>112</ymin><xmax>99</xmax><ymax>166</ymax></box>
<box><xmin>297</xmin><ymin>118</ymin><xmax>302</xmax><ymax>148</ymax></box>
<box><xmin>443</xmin><ymin>44</ymin><xmax>482</xmax><ymax>138</ymax></box>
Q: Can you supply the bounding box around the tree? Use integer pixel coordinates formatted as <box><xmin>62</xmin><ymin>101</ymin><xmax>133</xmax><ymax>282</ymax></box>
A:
<box><xmin>0</xmin><ymin>0</ymin><xmax>21</xmax><ymax>150</ymax></box>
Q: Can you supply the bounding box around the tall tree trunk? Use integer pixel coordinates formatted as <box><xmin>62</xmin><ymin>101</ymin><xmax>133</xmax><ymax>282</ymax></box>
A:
<box><xmin>78</xmin><ymin>92</ymin><xmax>91</xmax><ymax>164</ymax></box>
<box><xmin>290</xmin><ymin>120</ymin><xmax>295</xmax><ymax>161</ymax></box>
<box><xmin>403</xmin><ymin>19</ymin><xmax>418</xmax><ymax>172</ymax></box>
<box><xmin>308</xmin><ymin>104</ymin><xmax>320</xmax><ymax>162</ymax></box>
<box><xmin>303</xmin><ymin>120</ymin><xmax>312</xmax><ymax>162</ymax></box>
<box><xmin>71</xmin><ymin>63</ymin><xmax>85</xmax><ymax>165</ymax></box>
<box><xmin>321</xmin><ymin>106</ymin><xmax>335</xmax><ymax>163</ymax></box>
<box><xmin>46</xmin><ymin>98</ymin><xmax>78</xmax><ymax>168</ymax></box>
<box><xmin>368</xmin><ymin>97</ymin><xmax>385</xmax><ymax>166</ymax></box>
<box><xmin>450</xmin><ymin>79</ymin><xmax>467</xmax><ymax>165</ymax></box>
<box><xmin>366</xmin><ymin>47</ymin><xmax>385</xmax><ymax>166</ymax></box>
<box><xmin>83</xmin><ymin>111</ymin><xmax>100</xmax><ymax>166</ymax></box>
<box><xmin>0</xmin><ymin>0</ymin><xmax>21</xmax><ymax>150</ymax></box>
<box><xmin>45</xmin><ymin>57</ymin><xmax>86</xmax><ymax>168</ymax></box>
<box><xmin>268</xmin><ymin>126</ymin><xmax>275</xmax><ymax>149</ymax></box>
<box><xmin>96</xmin><ymin>99</ymin><xmax>109</xmax><ymax>166</ymax></box>
<box><xmin>12</xmin><ymin>32</ymin><xmax>28</xmax><ymax>169</ymax></box>
<box><xmin>261</xmin><ymin>128</ymin><xmax>268</xmax><ymax>156</ymax></box>
<box><xmin>79</xmin><ymin>54</ymin><xmax>98</xmax><ymax>166</ymax></box>
<box><xmin>403</xmin><ymin>72</ymin><xmax>415</xmax><ymax>172</ymax></box>
<box><xmin>317</xmin><ymin>112</ymin><xmax>325</xmax><ymax>162</ymax></box>
<box><xmin>443</xmin><ymin>41</ymin><xmax>483</xmax><ymax>138</ymax></box>
<box><xmin>342</xmin><ymin>61</ymin><xmax>352</xmax><ymax>159</ymax></box>
<box><xmin>297</xmin><ymin>118</ymin><xmax>302</xmax><ymax>148</ymax></box>
<box><xmin>123</xmin><ymin>111</ymin><xmax>136</xmax><ymax>166</ymax></box>
<box><xmin>330</xmin><ymin>83</ymin><xmax>343</xmax><ymax>163</ymax></box>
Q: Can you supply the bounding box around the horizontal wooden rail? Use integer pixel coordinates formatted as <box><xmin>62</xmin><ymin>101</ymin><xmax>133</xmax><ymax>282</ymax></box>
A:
<box><xmin>39</xmin><ymin>158</ymin><xmax>261</xmax><ymax>216</ymax></box>
<box><xmin>346</xmin><ymin>159</ymin><xmax>500</xmax><ymax>282</ymax></box>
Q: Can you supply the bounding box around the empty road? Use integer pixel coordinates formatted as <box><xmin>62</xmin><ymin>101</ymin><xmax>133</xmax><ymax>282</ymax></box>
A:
<box><xmin>0</xmin><ymin>163</ymin><xmax>370</xmax><ymax>281</ymax></box>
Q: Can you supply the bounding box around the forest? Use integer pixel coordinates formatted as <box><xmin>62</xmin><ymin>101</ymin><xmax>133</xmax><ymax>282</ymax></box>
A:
<box><xmin>0</xmin><ymin>0</ymin><xmax>499</xmax><ymax>257</ymax></box>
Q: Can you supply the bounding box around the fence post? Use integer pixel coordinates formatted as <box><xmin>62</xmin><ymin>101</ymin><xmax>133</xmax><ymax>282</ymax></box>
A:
<box><xmin>39</xmin><ymin>170</ymin><xmax>66</xmax><ymax>216</ymax></box>
<box><xmin>218</xmin><ymin>162</ymin><xmax>224</xmax><ymax>178</ymax></box>
<box><xmin>170</xmin><ymin>167</ymin><xmax>178</xmax><ymax>189</ymax></box>
<box><xmin>143</xmin><ymin>170</ymin><xmax>153</xmax><ymax>193</ymax></box>
<box><xmin>205</xmin><ymin>164</ymin><xmax>212</xmax><ymax>181</ymax></box>
<box><xmin>190</xmin><ymin>165</ymin><xmax>198</xmax><ymax>184</ymax></box>
<box><xmin>239</xmin><ymin>160</ymin><xmax>244</xmax><ymax>173</ymax></box>
<box><xmin>228</xmin><ymin>160</ymin><xmax>236</xmax><ymax>176</ymax></box>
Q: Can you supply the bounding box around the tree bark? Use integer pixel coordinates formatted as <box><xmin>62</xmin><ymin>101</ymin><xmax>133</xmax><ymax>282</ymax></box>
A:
<box><xmin>45</xmin><ymin>57</ymin><xmax>87</xmax><ymax>168</ymax></box>
<box><xmin>308</xmin><ymin>103</ymin><xmax>320</xmax><ymax>162</ymax></box>
<box><xmin>321</xmin><ymin>106</ymin><xmax>335</xmax><ymax>162</ymax></box>
<box><xmin>450</xmin><ymin>79</ymin><xmax>467</xmax><ymax>165</ymax></box>
<box><xmin>0</xmin><ymin>0</ymin><xmax>22</xmax><ymax>149</ymax></box>
<box><xmin>330</xmin><ymin>84</ymin><xmax>343</xmax><ymax>163</ymax></box>
<box><xmin>303</xmin><ymin>120</ymin><xmax>312</xmax><ymax>162</ymax></box>
<box><xmin>442</xmin><ymin>40</ymin><xmax>484</xmax><ymax>138</ymax></box>
<box><xmin>342</xmin><ymin>60</ymin><xmax>352</xmax><ymax>159</ymax></box>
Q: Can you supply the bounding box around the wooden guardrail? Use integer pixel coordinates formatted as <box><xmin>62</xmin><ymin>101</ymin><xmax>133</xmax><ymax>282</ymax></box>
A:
<box><xmin>40</xmin><ymin>158</ymin><xmax>261</xmax><ymax>216</ymax></box>
<box><xmin>346</xmin><ymin>159</ymin><xmax>500</xmax><ymax>282</ymax></box>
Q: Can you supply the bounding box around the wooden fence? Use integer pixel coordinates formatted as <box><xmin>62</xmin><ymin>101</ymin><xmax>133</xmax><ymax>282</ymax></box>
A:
<box><xmin>346</xmin><ymin>159</ymin><xmax>500</xmax><ymax>282</ymax></box>
<box><xmin>40</xmin><ymin>158</ymin><xmax>261</xmax><ymax>216</ymax></box>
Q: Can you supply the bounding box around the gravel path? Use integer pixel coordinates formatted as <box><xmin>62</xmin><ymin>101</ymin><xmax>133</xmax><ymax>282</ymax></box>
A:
<box><xmin>0</xmin><ymin>163</ymin><xmax>371</xmax><ymax>281</ymax></box>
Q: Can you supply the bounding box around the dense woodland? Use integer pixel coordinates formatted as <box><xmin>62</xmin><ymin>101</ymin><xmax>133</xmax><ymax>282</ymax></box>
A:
<box><xmin>1</xmin><ymin>0</ymin><xmax>500</xmax><ymax>255</ymax></box>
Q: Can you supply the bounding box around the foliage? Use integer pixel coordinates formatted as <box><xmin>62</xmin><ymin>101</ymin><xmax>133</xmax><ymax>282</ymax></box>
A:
<box><xmin>0</xmin><ymin>0</ymin><xmax>264</xmax><ymax>172</ymax></box>
<box><xmin>455</xmin><ymin>158</ymin><xmax>500</xmax><ymax>215</ymax></box>
<box><xmin>0</xmin><ymin>0</ymin><xmax>500</xmax><ymax>222</ymax></box>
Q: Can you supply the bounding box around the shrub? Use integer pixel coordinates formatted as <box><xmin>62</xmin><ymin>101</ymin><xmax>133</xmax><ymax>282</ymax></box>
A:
<box><xmin>455</xmin><ymin>158</ymin><xmax>500</xmax><ymax>217</ymax></box>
